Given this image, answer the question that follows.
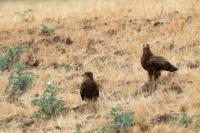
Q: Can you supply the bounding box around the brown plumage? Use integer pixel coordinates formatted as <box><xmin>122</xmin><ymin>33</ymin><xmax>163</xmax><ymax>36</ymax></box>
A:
<box><xmin>80</xmin><ymin>72</ymin><xmax>99</xmax><ymax>101</ymax></box>
<box><xmin>141</xmin><ymin>44</ymin><xmax>178</xmax><ymax>81</ymax></box>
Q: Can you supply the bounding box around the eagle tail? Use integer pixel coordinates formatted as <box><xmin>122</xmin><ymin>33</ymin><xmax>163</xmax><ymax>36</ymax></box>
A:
<box><xmin>165</xmin><ymin>63</ymin><xmax>178</xmax><ymax>72</ymax></box>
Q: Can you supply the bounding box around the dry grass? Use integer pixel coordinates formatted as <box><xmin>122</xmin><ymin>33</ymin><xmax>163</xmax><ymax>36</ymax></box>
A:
<box><xmin>0</xmin><ymin>0</ymin><xmax>200</xmax><ymax>132</ymax></box>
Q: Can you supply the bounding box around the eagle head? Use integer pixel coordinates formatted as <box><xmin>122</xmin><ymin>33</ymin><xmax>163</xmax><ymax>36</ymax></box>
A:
<box><xmin>82</xmin><ymin>71</ymin><xmax>94</xmax><ymax>80</ymax></box>
<box><xmin>142</xmin><ymin>44</ymin><xmax>153</xmax><ymax>56</ymax></box>
<box><xmin>143</xmin><ymin>44</ymin><xmax>150</xmax><ymax>49</ymax></box>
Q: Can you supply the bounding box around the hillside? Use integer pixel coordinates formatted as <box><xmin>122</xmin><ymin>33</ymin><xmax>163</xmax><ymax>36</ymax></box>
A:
<box><xmin>0</xmin><ymin>0</ymin><xmax>200</xmax><ymax>133</ymax></box>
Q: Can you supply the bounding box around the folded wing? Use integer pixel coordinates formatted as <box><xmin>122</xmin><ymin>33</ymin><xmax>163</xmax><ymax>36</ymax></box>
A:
<box><xmin>149</xmin><ymin>56</ymin><xmax>178</xmax><ymax>72</ymax></box>
<box><xmin>80</xmin><ymin>80</ymin><xmax>99</xmax><ymax>100</ymax></box>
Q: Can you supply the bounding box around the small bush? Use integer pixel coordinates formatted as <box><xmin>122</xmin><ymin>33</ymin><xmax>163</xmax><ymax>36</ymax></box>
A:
<box><xmin>174</xmin><ymin>112</ymin><xmax>193</xmax><ymax>128</ymax></box>
<box><xmin>74</xmin><ymin>107</ymin><xmax>133</xmax><ymax>133</ymax></box>
<box><xmin>101</xmin><ymin>107</ymin><xmax>134</xmax><ymax>133</ymax></box>
<box><xmin>31</xmin><ymin>83</ymin><xmax>68</xmax><ymax>118</ymax></box>
<box><xmin>74</xmin><ymin>128</ymin><xmax>81</xmax><ymax>133</ymax></box>
<box><xmin>6</xmin><ymin>62</ymin><xmax>35</xmax><ymax>95</ymax></box>
<box><xmin>85</xmin><ymin>128</ymin><xmax>98</xmax><ymax>133</ymax></box>
<box><xmin>63</xmin><ymin>63</ymin><xmax>70</xmax><ymax>72</ymax></box>
<box><xmin>0</xmin><ymin>44</ymin><xmax>23</xmax><ymax>72</ymax></box>
<box><xmin>74</xmin><ymin>128</ymin><xmax>98</xmax><ymax>133</ymax></box>
<box><xmin>41</xmin><ymin>25</ymin><xmax>54</xmax><ymax>34</ymax></box>
<box><xmin>192</xmin><ymin>113</ymin><xmax>200</xmax><ymax>128</ymax></box>
<box><xmin>153</xmin><ymin>128</ymin><xmax>166</xmax><ymax>133</ymax></box>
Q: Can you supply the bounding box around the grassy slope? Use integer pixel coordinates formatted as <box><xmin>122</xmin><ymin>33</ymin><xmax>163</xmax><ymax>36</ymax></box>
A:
<box><xmin>0</xmin><ymin>0</ymin><xmax>200</xmax><ymax>132</ymax></box>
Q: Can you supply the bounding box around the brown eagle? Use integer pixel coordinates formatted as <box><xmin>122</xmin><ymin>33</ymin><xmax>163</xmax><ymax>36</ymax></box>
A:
<box><xmin>141</xmin><ymin>44</ymin><xmax>178</xmax><ymax>81</ymax></box>
<box><xmin>80</xmin><ymin>72</ymin><xmax>99</xmax><ymax>101</ymax></box>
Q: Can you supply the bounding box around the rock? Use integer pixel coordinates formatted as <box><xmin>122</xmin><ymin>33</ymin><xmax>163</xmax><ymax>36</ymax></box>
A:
<box><xmin>0</xmin><ymin>31</ymin><xmax>10</xmax><ymax>40</ymax></box>
<box><xmin>162</xmin><ymin>42</ymin><xmax>174</xmax><ymax>51</ymax></box>
<box><xmin>51</xmin><ymin>62</ymin><xmax>63</xmax><ymax>69</ymax></box>
<box><xmin>24</xmin><ymin>54</ymin><xmax>40</xmax><ymax>68</ymax></box>
<box><xmin>55</xmin><ymin>126</ymin><xmax>61</xmax><ymax>130</ymax></box>
<box><xmin>134</xmin><ymin>82</ymin><xmax>157</xmax><ymax>97</ymax></box>
<box><xmin>57</xmin><ymin>47</ymin><xmax>66</xmax><ymax>54</ymax></box>
<box><xmin>163</xmin><ymin>82</ymin><xmax>183</xmax><ymax>94</ymax></box>
<box><xmin>53</xmin><ymin>35</ymin><xmax>73</xmax><ymax>45</ymax></box>
<box><xmin>153</xmin><ymin>22</ymin><xmax>164</xmax><ymax>27</ymax></box>
<box><xmin>185</xmin><ymin>16</ymin><xmax>192</xmax><ymax>23</ymax></box>
<box><xmin>33</xmin><ymin>47</ymin><xmax>40</xmax><ymax>54</ymax></box>
<box><xmin>52</xmin><ymin>35</ymin><xmax>62</xmax><ymax>42</ymax></box>
<box><xmin>65</xmin><ymin>37</ymin><xmax>73</xmax><ymax>45</ymax></box>
<box><xmin>19</xmin><ymin>118</ymin><xmax>34</xmax><ymax>128</ymax></box>
<box><xmin>86</xmin><ymin>39</ymin><xmax>102</xmax><ymax>54</ymax></box>
<box><xmin>107</xmin><ymin>29</ymin><xmax>117</xmax><ymax>36</ymax></box>
<box><xmin>113</xmin><ymin>49</ymin><xmax>131</xmax><ymax>56</ymax></box>
<box><xmin>186</xmin><ymin>60</ymin><xmax>200</xmax><ymax>69</ymax></box>
<box><xmin>0</xmin><ymin>115</ymin><xmax>34</xmax><ymax>129</ymax></box>
<box><xmin>34</xmin><ymin>93</ymin><xmax>39</xmax><ymax>97</ymax></box>
<box><xmin>150</xmin><ymin>112</ymin><xmax>178</xmax><ymax>124</ymax></box>
<box><xmin>72</xmin><ymin>104</ymin><xmax>89</xmax><ymax>113</ymax></box>
<box><xmin>108</xmin><ymin>90</ymin><xmax>123</xmax><ymax>100</ymax></box>
<box><xmin>82</xmin><ymin>19</ymin><xmax>93</xmax><ymax>30</ymax></box>
<box><xmin>6</xmin><ymin>96</ymin><xmax>27</xmax><ymax>108</ymax></box>
<box><xmin>74</xmin><ymin>63</ymin><xmax>84</xmax><ymax>71</ymax></box>
<box><xmin>27</xmin><ymin>28</ymin><xmax>37</xmax><ymax>34</ymax></box>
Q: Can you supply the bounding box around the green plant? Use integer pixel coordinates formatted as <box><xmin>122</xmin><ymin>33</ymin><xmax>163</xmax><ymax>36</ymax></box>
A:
<box><xmin>153</xmin><ymin>128</ymin><xmax>165</xmax><ymax>133</ymax></box>
<box><xmin>32</xmin><ymin>83</ymin><xmax>69</xmax><ymax>118</ymax></box>
<box><xmin>85</xmin><ymin>128</ymin><xmax>98</xmax><ymax>133</ymax></box>
<box><xmin>174</xmin><ymin>112</ymin><xmax>193</xmax><ymax>128</ymax></box>
<box><xmin>101</xmin><ymin>107</ymin><xmax>134</xmax><ymax>133</ymax></box>
<box><xmin>41</xmin><ymin>25</ymin><xmax>54</xmax><ymax>34</ymax></box>
<box><xmin>74</xmin><ymin>107</ymin><xmax>133</xmax><ymax>133</ymax></box>
<box><xmin>74</xmin><ymin>128</ymin><xmax>98</xmax><ymax>133</ymax></box>
<box><xmin>63</xmin><ymin>63</ymin><xmax>70</xmax><ymax>72</ymax></box>
<box><xmin>74</xmin><ymin>127</ymin><xmax>81</xmax><ymax>133</ymax></box>
<box><xmin>6</xmin><ymin>62</ymin><xmax>35</xmax><ymax>95</ymax></box>
<box><xmin>192</xmin><ymin>113</ymin><xmax>200</xmax><ymax>128</ymax></box>
<box><xmin>0</xmin><ymin>44</ymin><xmax>23</xmax><ymax>72</ymax></box>
<box><xmin>12</xmin><ymin>61</ymin><xmax>26</xmax><ymax>70</ymax></box>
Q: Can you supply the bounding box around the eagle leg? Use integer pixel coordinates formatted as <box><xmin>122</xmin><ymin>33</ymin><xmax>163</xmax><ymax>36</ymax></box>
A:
<box><xmin>81</xmin><ymin>94</ymin><xmax>84</xmax><ymax>100</ymax></box>
<box><xmin>94</xmin><ymin>96</ymin><xmax>99</xmax><ymax>101</ymax></box>
<box><xmin>154</xmin><ymin>71</ymin><xmax>161</xmax><ymax>80</ymax></box>
<box><xmin>148</xmin><ymin>71</ymin><xmax>153</xmax><ymax>81</ymax></box>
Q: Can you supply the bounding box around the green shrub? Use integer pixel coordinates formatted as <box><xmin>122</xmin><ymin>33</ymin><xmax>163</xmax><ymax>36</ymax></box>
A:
<box><xmin>63</xmin><ymin>63</ymin><xmax>70</xmax><ymax>72</ymax></box>
<box><xmin>101</xmin><ymin>107</ymin><xmax>134</xmax><ymax>133</ymax></box>
<box><xmin>85</xmin><ymin>128</ymin><xmax>98</xmax><ymax>133</ymax></box>
<box><xmin>74</xmin><ymin>128</ymin><xmax>81</xmax><ymax>133</ymax></box>
<box><xmin>0</xmin><ymin>44</ymin><xmax>23</xmax><ymax>72</ymax></box>
<box><xmin>74</xmin><ymin>128</ymin><xmax>98</xmax><ymax>133</ymax></box>
<box><xmin>41</xmin><ymin>25</ymin><xmax>54</xmax><ymax>34</ymax></box>
<box><xmin>31</xmin><ymin>83</ymin><xmax>68</xmax><ymax>118</ymax></box>
<box><xmin>6</xmin><ymin>62</ymin><xmax>35</xmax><ymax>95</ymax></box>
<box><xmin>12</xmin><ymin>61</ymin><xmax>26</xmax><ymax>70</ymax></box>
<box><xmin>74</xmin><ymin>107</ymin><xmax>133</xmax><ymax>133</ymax></box>
<box><xmin>174</xmin><ymin>112</ymin><xmax>193</xmax><ymax>128</ymax></box>
<box><xmin>192</xmin><ymin>113</ymin><xmax>200</xmax><ymax>128</ymax></box>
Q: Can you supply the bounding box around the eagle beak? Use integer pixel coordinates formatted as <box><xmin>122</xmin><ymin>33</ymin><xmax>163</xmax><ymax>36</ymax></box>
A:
<box><xmin>143</xmin><ymin>44</ymin><xmax>150</xmax><ymax>48</ymax></box>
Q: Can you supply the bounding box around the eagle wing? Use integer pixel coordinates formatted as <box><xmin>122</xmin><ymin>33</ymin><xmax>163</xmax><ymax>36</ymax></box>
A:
<box><xmin>148</xmin><ymin>56</ymin><xmax>177</xmax><ymax>71</ymax></box>
<box><xmin>80</xmin><ymin>80</ymin><xmax>99</xmax><ymax>100</ymax></box>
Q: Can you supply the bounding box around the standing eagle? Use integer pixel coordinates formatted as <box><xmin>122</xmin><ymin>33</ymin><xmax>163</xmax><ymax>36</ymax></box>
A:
<box><xmin>141</xmin><ymin>44</ymin><xmax>178</xmax><ymax>81</ymax></box>
<box><xmin>80</xmin><ymin>72</ymin><xmax>99</xmax><ymax>101</ymax></box>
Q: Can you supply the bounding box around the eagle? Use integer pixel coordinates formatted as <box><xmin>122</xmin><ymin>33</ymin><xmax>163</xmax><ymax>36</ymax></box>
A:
<box><xmin>141</xmin><ymin>44</ymin><xmax>178</xmax><ymax>81</ymax></box>
<box><xmin>80</xmin><ymin>72</ymin><xmax>99</xmax><ymax>101</ymax></box>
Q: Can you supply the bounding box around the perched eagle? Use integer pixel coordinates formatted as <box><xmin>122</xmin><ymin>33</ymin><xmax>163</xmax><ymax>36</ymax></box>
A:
<box><xmin>141</xmin><ymin>44</ymin><xmax>178</xmax><ymax>81</ymax></box>
<box><xmin>80</xmin><ymin>72</ymin><xmax>99</xmax><ymax>101</ymax></box>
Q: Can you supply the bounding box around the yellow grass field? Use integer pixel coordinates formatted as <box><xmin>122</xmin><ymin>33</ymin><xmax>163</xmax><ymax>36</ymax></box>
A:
<box><xmin>0</xmin><ymin>0</ymin><xmax>200</xmax><ymax>132</ymax></box>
